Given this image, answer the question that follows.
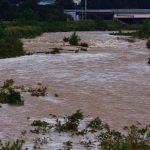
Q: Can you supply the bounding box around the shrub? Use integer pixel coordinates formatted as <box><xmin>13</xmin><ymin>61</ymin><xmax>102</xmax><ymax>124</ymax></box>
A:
<box><xmin>146</xmin><ymin>40</ymin><xmax>150</xmax><ymax>49</ymax></box>
<box><xmin>69</xmin><ymin>32</ymin><xmax>81</xmax><ymax>46</ymax></box>
<box><xmin>31</xmin><ymin>120</ymin><xmax>49</xmax><ymax>127</ymax></box>
<box><xmin>0</xmin><ymin>80</ymin><xmax>24</xmax><ymax>105</ymax></box>
<box><xmin>55</xmin><ymin>110</ymin><xmax>84</xmax><ymax>132</ymax></box>
<box><xmin>75</xmin><ymin>49</ymin><xmax>79</xmax><ymax>53</ymax></box>
<box><xmin>50</xmin><ymin>48</ymin><xmax>61</xmax><ymax>54</ymax></box>
<box><xmin>31</xmin><ymin>120</ymin><xmax>51</xmax><ymax>134</ymax></box>
<box><xmin>63</xmin><ymin>141</ymin><xmax>73</xmax><ymax>150</ymax></box>
<box><xmin>63</xmin><ymin>37</ymin><xmax>69</xmax><ymax>42</ymax></box>
<box><xmin>87</xmin><ymin>117</ymin><xmax>102</xmax><ymax>130</ymax></box>
<box><xmin>68</xmin><ymin>110</ymin><xmax>84</xmax><ymax>122</ymax></box>
<box><xmin>97</xmin><ymin>124</ymin><xmax>150</xmax><ymax>150</ymax></box>
<box><xmin>0</xmin><ymin>37</ymin><xmax>24</xmax><ymax>58</ymax></box>
<box><xmin>28</xmin><ymin>84</ymin><xmax>47</xmax><ymax>97</ymax></box>
<box><xmin>87</xmin><ymin>117</ymin><xmax>109</xmax><ymax>132</ymax></box>
<box><xmin>80</xmin><ymin>140</ymin><xmax>94</xmax><ymax>148</ymax></box>
<box><xmin>80</xmin><ymin>42</ymin><xmax>88</xmax><ymax>47</ymax></box>
<box><xmin>0</xmin><ymin>139</ymin><xmax>26</xmax><ymax>150</ymax></box>
<box><xmin>2</xmin><ymin>79</ymin><xmax>14</xmax><ymax>89</ymax></box>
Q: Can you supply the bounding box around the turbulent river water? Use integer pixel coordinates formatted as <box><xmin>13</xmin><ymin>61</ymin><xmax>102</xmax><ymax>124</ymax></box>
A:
<box><xmin>0</xmin><ymin>31</ymin><xmax>150</xmax><ymax>149</ymax></box>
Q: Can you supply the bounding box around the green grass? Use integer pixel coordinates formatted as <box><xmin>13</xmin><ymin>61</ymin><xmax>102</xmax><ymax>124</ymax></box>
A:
<box><xmin>4</xmin><ymin>26</ymin><xmax>42</xmax><ymax>38</ymax></box>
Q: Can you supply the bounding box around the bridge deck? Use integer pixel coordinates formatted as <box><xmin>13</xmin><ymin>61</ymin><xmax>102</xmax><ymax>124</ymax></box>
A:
<box><xmin>64</xmin><ymin>9</ymin><xmax>150</xmax><ymax>20</ymax></box>
<box><xmin>65</xmin><ymin>9</ymin><xmax>150</xmax><ymax>14</ymax></box>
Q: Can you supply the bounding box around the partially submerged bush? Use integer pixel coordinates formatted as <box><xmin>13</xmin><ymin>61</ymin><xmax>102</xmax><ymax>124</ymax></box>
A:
<box><xmin>50</xmin><ymin>48</ymin><xmax>61</xmax><ymax>54</ymax></box>
<box><xmin>0</xmin><ymin>37</ymin><xmax>24</xmax><ymax>58</ymax></box>
<box><xmin>55</xmin><ymin>110</ymin><xmax>84</xmax><ymax>132</ymax></box>
<box><xmin>98</xmin><ymin>125</ymin><xmax>150</xmax><ymax>150</ymax></box>
<box><xmin>87</xmin><ymin>117</ymin><xmax>103</xmax><ymax>130</ymax></box>
<box><xmin>0</xmin><ymin>139</ymin><xmax>26</xmax><ymax>150</ymax></box>
<box><xmin>0</xmin><ymin>80</ymin><xmax>24</xmax><ymax>105</ymax></box>
<box><xmin>80</xmin><ymin>42</ymin><xmax>89</xmax><ymax>47</ymax></box>
<box><xmin>80</xmin><ymin>140</ymin><xmax>95</xmax><ymax>148</ymax></box>
<box><xmin>31</xmin><ymin>120</ymin><xmax>49</xmax><ymax>127</ymax></box>
<box><xmin>87</xmin><ymin>117</ymin><xmax>109</xmax><ymax>131</ymax></box>
<box><xmin>33</xmin><ymin>137</ymin><xmax>49</xmax><ymax>149</ymax></box>
<box><xmin>28</xmin><ymin>84</ymin><xmax>47</xmax><ymax>97</ymax></box>
<box><xmin>63</xmin><ymin>37</ymin><xmax>69</xmax><ymax>42</ymax></box>
<box><xmin>63</xmin><ymin>141</ymin><xmax>73</xmax><ymax>150</ymax></box>
<box><xmin>146</xmin><ymin>40</ymin><xmax>150</xmax><ymax>49</ymax></box>
<box><xmin>69</xmin><ymin>32</ymin><xmax>81</xmax><ymax>46</ymax></box>
<box><xmin>31</xmin><ymin>120</ymin><xmax>51</xmax><ymax>134</ymax></box>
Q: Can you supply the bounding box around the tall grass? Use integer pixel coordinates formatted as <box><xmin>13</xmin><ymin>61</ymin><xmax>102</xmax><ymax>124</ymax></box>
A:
<box><xmin>4</xmin><ymin>26</ymin><xmax>42</xmax><ymax>38</ymax></box>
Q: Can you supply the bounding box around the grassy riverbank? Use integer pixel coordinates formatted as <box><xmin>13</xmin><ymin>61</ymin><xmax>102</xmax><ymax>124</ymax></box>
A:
<box><xmin>3</xmin><ymin>19</ymin><xmax>135</xmax><ymax>37</ymax></box>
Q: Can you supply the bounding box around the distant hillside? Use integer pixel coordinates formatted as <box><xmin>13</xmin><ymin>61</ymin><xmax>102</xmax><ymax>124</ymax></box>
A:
<box><xmin>55</xmin><ymin>0</ymin><xmax>150</xmax><ymax>9</ymax></box>
<box><xmin>82</xmin><ymin>0</ymin><xmax>150</xmax><ymax>9</ymax></box>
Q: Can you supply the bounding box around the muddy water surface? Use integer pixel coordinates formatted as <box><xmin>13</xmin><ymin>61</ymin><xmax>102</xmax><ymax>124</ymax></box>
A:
<box><xmin>0</xmin><ymin>32</ymin><xmax>150</xmax><ymax>148</ymax></box>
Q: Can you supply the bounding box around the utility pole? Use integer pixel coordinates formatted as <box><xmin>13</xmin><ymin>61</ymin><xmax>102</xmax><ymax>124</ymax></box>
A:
<box><xmin>82</xmin><ymin>7</ymin><xmax>84</xmax><ymax>20</ymax></box>
<box><xmin>85</xmin><ymin>0</ymin><xmax>87</xmax><ymax>20</ymax></box>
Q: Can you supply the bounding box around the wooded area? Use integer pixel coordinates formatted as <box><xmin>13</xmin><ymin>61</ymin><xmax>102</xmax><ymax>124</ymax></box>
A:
<box><xmin>0</xmin><ymin>0</ymin><xmax>150</xmax><ymax>20</ymax></box>
<box><xmin>57</xmin><ymin>0</ymin><xmax>150</xmax><ymax>9</ymax></box>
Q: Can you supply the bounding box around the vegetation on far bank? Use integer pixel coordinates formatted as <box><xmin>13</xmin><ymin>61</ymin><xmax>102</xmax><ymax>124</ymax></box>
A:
<box><xmin>0</xmin><ymin>19</ymin><xmax>136</xmax><ymax>58</ymax></box>
<box><xmin>0</xmin><ymin>18</ymin><xmax>150</xmax><ymax>58</ymax></box>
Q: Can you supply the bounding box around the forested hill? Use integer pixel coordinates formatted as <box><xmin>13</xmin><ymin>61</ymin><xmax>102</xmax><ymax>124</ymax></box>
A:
<box><xmin>0</xmin><ymin>0</ymin><xmax>150</xmax><ymax>20</ymax></box>
<box><xmin>82</xmin><ymin>0</ymin><xmax>150</xmax><ymax>9</ymax></box>
<box><xmin>57</xmin><ymin>0</ymin><xmax>150</xmax><ymax>9</ymax></box>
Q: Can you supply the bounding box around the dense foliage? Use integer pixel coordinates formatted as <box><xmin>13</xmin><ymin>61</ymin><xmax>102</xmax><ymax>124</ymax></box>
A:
<box><xmin>75</xmin><ymin>0</ymin><xmax>150</xmax><ymax>9</ymax></box>
<box><xmin>1</xmin><ymin>0</ymin><xmax>150</xmax><ymax>21</ymax></box>
<box><xmin>0</xmin><ymin>0</ymin><xmax>70</xmax><ymax>21</ymax></box>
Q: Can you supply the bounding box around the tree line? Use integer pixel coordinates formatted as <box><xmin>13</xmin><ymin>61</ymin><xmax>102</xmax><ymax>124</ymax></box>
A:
<box><xmin>0</xmin><ymin>0</ymin><xmax>70</xmax><ymax>21</ymax></box>
<box><xmin>0</xmin><ymin>0</ymin><xmax>150</xmax><ymax>21</ymax></box>
<box><xmin>58</xmin><ymin>0</ymin><xmax>150</xmax><ymax>9</ymax></box>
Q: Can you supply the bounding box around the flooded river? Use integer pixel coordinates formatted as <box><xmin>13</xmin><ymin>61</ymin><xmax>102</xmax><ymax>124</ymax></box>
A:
<box><xmin>0</xmin><ymin>31</ymin><xmax>150</xmax><ymax>149</ymax></box>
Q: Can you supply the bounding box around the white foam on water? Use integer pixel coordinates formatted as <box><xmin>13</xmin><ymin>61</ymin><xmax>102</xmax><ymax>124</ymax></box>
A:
<box><xmin>39</xmin><ymin>96</ymin><xmax>62</xmax><ymax>104</ymax></box>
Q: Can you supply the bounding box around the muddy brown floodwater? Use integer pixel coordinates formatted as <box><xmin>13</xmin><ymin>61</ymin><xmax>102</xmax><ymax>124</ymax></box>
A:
<box><xmin>0</xmin><ymin>31</ymin><xmax>150</xmax><ymax>149</ymax></box>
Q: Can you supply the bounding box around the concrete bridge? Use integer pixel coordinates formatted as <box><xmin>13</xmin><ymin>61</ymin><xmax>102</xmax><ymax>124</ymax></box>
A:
<box><xmin>64</xmin><ymin>9</ymin><xmax>150</xmax><ymax>21</ymax></box>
